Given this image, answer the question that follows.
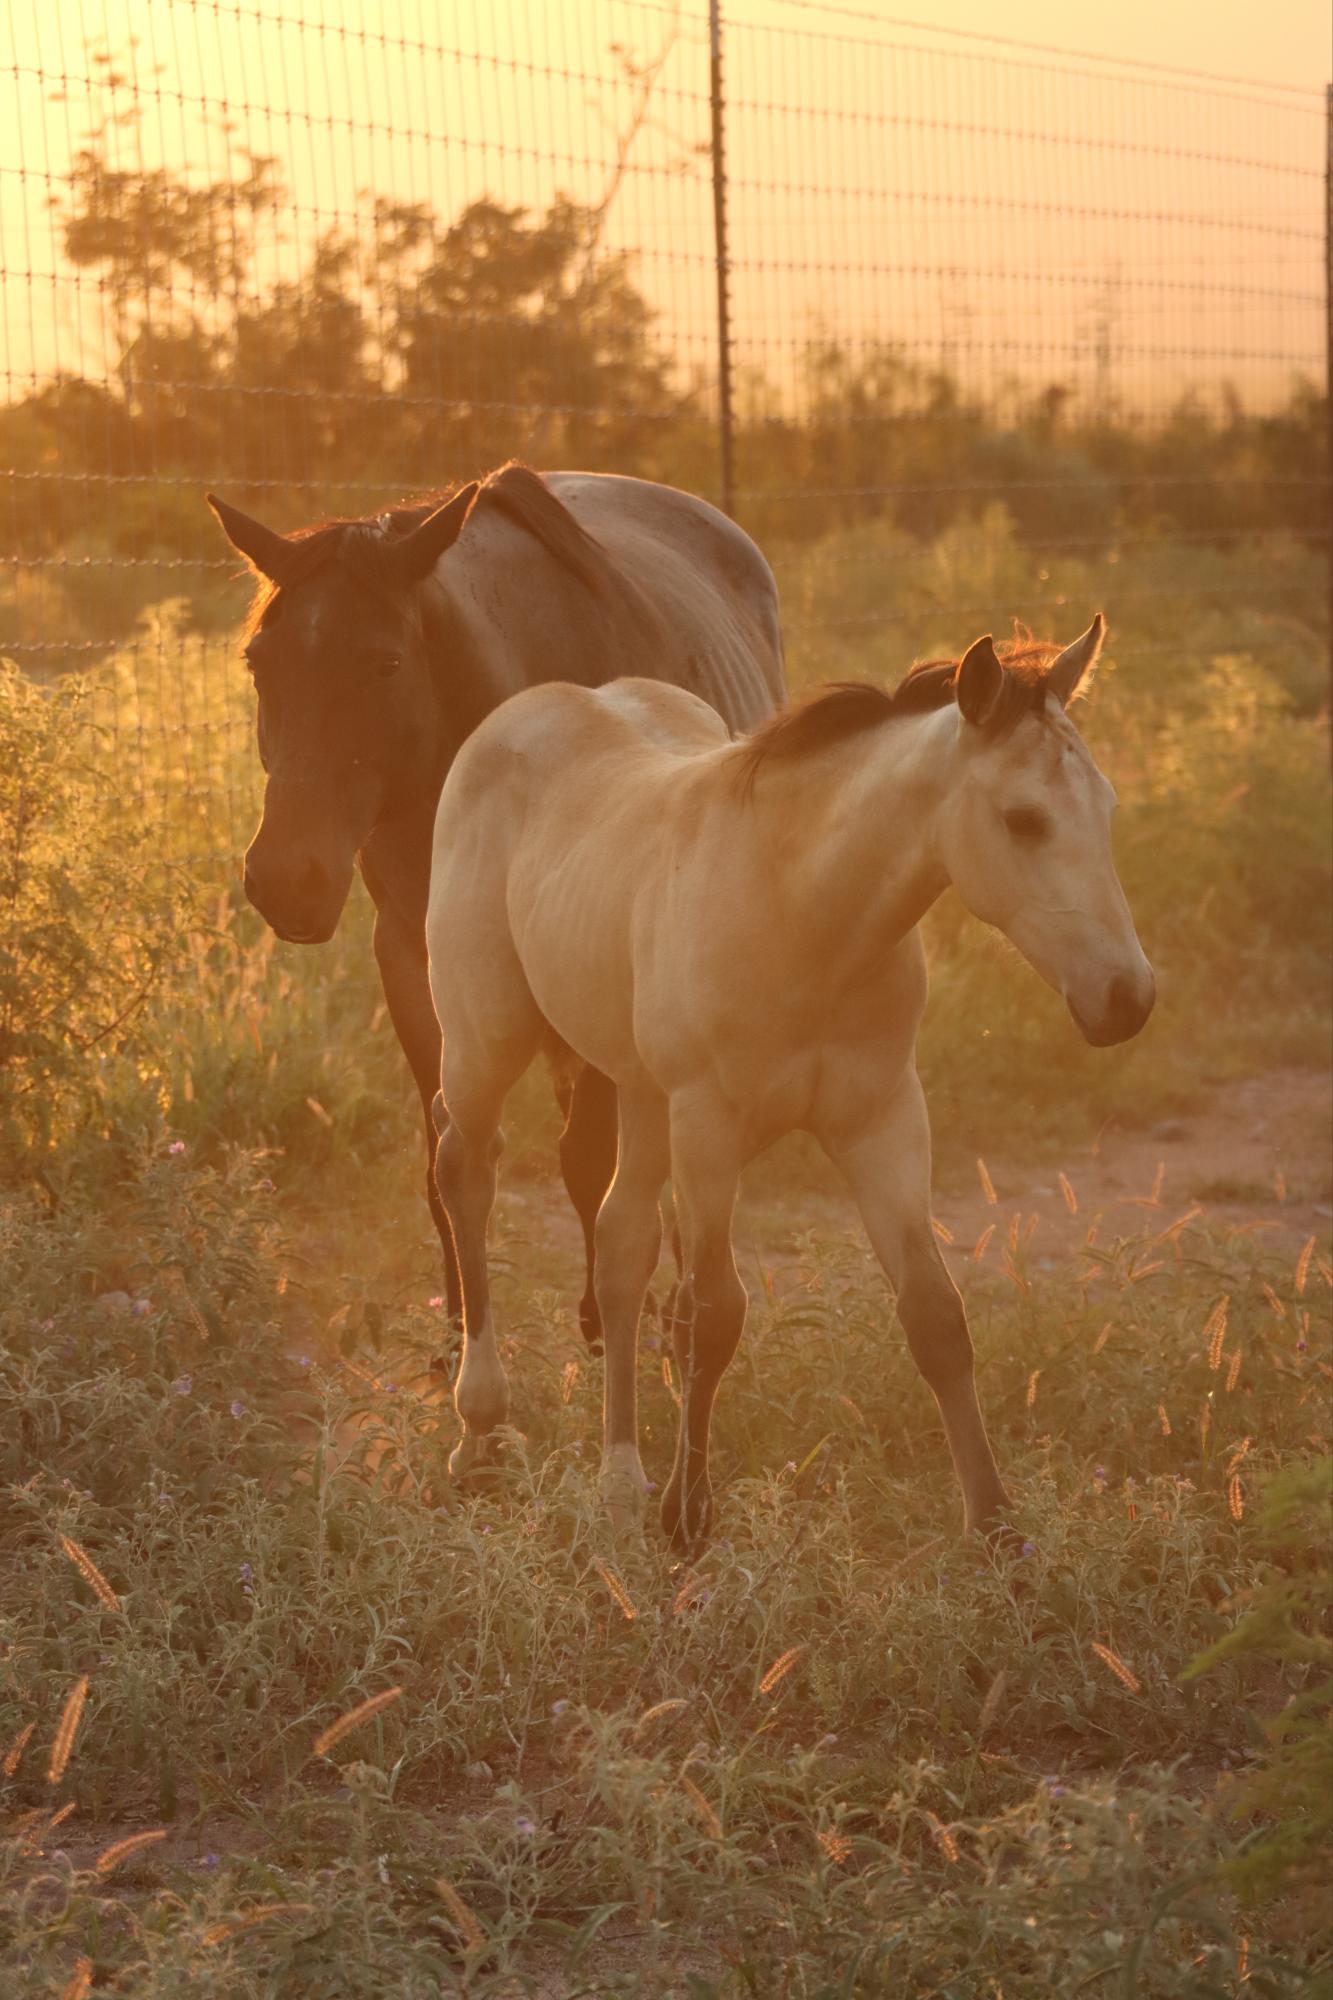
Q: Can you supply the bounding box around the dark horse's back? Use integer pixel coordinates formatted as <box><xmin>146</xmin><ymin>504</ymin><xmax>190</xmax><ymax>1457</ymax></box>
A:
<box><xmin>550</xmin><ymin>470</ymin><xmax>785</xmax><ymax>729</ymax></box>
<box><xmin>439</xmin><ymin>467</ymin><xmax>785</xmax><ymax>737</ymax></box>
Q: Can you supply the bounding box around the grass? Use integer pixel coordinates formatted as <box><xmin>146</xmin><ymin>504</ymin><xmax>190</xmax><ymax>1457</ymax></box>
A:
<box><xmin>1</xmin><ymin>1138</ymin><xmax>1329</xmax><ymax>1994</ymax></box>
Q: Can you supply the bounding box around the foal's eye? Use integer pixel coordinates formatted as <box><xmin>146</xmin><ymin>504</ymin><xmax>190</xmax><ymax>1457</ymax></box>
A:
<box><xmin>1004</xmin><ymin>807</ymin><xmax>1049</xmax><ymax>841</ymax></box>
<box><xmin>374</xmin><ymin>653</ymin><xmax>404</xmax><ymax>680</ymax></box>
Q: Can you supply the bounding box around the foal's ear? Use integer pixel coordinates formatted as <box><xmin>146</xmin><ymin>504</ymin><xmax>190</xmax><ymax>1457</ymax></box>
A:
<box><xmin>955</xmin><ymin>634</ymin><xmax>1005</xmax><ymax>728</ymax></box>
<box><xmin>206</xmin><ymin>493</ymin><xmax>291</xmax><ymax>581</ymax></box>
<box><xmin>1046</xmin><ymin>613</ymin><xmax>1105</xmax><ymax>709</ymax></box>
<box><xmin>390</xmin><ymin>482</ymin><xmax>480</xmax><ymax>585</ymax></box>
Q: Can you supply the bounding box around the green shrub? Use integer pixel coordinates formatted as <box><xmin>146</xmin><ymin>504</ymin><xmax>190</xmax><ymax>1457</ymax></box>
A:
<box><xmin>0</xmin><ymin>665</ymin><xmax>189</xmax><ymax>1182</ymax></box>
<box><xmin>1184</xmin><ymin>1456</ymin><xmax>1333</xmax><ymax>1925</ymax></box>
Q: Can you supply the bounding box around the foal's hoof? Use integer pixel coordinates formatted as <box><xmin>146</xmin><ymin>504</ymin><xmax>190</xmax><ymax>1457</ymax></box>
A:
<box><xmin>966</xmin><ymin>1491</ymin><xmax>1015</xmax><ymax>1537</ymax></box>
<box><xmin>600</xmin><ymin>1446</ymin><xmax>650</xmax><ymax>1534</ymax></box>
<box><xmin>660</xmin><ymin>1477</ymin><xmax>713</xmax><ymax>1557</ymax></box>
<box><xmin>449</xmin><ymin>1432</ymin><xmax>497</xmax><ymax>1482</ymax></box>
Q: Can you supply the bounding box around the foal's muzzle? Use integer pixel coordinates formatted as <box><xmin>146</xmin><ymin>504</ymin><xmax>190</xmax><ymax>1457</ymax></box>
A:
<box><xmin>1069</xmin><ymin>969</ymin><xmax>1156</xmax><ymax>1047</ymax></box>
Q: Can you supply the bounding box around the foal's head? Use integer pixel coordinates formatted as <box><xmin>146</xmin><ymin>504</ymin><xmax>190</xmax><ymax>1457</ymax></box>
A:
<box><xmin>207</xmin><ymin>486</ymin><xmax>477</xmax><ymax>943</ymax></box>
<box><xmin>938</xmin><ymin>616</ymin><xmax>1155</xmax><ymax>1047</ymax></box>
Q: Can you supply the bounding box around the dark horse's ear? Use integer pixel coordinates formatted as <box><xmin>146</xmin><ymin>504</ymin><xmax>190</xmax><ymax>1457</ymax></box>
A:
<box><xmin>389</xmin><ymin>482</ymin><xmax>480</xmax><ymax>586</ymax></box>
<box><xmin>206</xmin><ymin>492</ymin><xmax>291</xmax><ymax>581</ymax></box>
<box><xmin>955</xmin><ymin>634</ymin><xmax>1005</xmax><ymax>728</ymax></box>
<box><xmin>1045</xmin><ymin>613</ymin><xmax>1105</xmax><ymax>709</ymax></box>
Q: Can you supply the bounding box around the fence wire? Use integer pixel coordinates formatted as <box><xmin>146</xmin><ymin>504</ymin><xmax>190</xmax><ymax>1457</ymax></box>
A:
<box><xmin>1</xmin><ymin>0</ymin><xmax>1327</xmax><ymax>864</ymax></box>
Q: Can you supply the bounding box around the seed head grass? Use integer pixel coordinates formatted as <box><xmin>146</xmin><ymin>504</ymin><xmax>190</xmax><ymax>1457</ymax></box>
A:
<box><xmin>311</xmin><ymin>1688</ymin><xmax>403</xmax><ymax>1760</ymax></box>
<box><xmin>46</xmin><ymin>1679</ymin><xmax>88</xmax><ymax>1786</ymax></box>
<box><xmin>58</xmin><ymin>1535</ymin><xmax>121</xmax><ymax>1613</ymax></box>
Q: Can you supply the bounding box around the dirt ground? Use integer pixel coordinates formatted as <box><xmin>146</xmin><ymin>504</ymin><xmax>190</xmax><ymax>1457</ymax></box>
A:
<box><xmin>501</xmin><ymin>1066</ymin><xmax>1332</xmax><ymax>1305</ymax></box>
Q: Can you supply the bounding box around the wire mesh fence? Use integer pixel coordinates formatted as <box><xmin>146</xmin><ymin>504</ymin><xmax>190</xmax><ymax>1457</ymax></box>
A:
<box><xmin>1</xmin><ymin>0</ymin><xmax>1327</xmax><ymax>867</ymax></box>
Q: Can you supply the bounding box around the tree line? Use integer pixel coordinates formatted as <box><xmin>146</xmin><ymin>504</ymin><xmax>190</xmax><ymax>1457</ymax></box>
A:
<box><xmin>0</xmin><ymin>119</ymin><xmax>1326</xmax><ymax>658</ymax></box>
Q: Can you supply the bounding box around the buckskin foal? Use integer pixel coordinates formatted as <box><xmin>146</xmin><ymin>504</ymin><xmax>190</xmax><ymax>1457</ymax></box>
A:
<box><xmin>207</xmin><ymin>464</ymin><xmax>784</xmax><ymax>1343</ymax></box>
<box><xmin>425</xmin><ymin>617</ymin><xmax>1154</xmax><ymax>1546</ymax></box>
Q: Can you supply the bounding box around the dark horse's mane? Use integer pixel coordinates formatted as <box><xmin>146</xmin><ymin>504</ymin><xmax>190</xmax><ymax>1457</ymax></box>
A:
<box><xmin>245</xmin><ymin>461</ymin><xmax>610</xmax><ymax>633</ymax></box>
<box><xmin>734</xmin><ymin>634</ymin><xmax>1062</xmax><ymax>793</ymax></box>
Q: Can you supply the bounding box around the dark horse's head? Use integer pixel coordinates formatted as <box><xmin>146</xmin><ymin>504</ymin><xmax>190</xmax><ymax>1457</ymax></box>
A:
<box><xmin>207</xmin><ymin>484</ymin><xmax>478</xmax><ymax>943</ymax></box>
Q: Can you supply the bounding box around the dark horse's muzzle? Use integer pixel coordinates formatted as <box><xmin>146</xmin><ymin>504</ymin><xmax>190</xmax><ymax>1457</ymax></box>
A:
<box><xmin>243</xmin><ymin>781</ymin><xmax>362</xmax><ymax>944</ymax></box>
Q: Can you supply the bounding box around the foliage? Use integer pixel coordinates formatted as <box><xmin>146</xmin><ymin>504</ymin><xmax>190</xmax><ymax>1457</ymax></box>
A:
<box><xmin>0</xmin><ymin>665</ymin><xmax>189</xmax><ymax>1182</ymax></box>
<box><xmin>1184</xmin><ymin>1457</ymin><xmax>1333</xmax><ymax>1918</ymax></box>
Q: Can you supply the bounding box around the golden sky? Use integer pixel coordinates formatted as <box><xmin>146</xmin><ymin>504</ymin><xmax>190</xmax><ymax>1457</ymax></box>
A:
<box><xmin>2</xmin><ymin>1</ymin><xmax>1326</xmax><ymax>414</ymax></box>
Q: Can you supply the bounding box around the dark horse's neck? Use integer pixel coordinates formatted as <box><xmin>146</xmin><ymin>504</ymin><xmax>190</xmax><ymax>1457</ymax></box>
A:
<box><xmin>356</xmin><ymin>574</ymin><xmax>495</xmax><ymax>942</ymax></box>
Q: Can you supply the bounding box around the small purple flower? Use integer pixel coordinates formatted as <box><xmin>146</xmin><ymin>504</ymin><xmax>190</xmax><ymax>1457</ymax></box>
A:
<box><xmin>230</xmin><ymin>1399</ymin><xmax>246</xmax><ymax>1418</ymax></box>
<box><xmin>551</xmin><ymin>1699</ymin><xmax>570</xmax><ymax>1717</ymax></box>
<box><xmin>131</xmin><ymin>1298</ymin><xmax>152</xmax><ymax>1318</ymax></box>
<box><xmin>1043</xmin><ymin>1776</ymin><xmax>1067</xmax><ymax>1799</ymax></box>
<box><xmin>1095</xmin><ymin>1465</ymin><xmax>1107</xmax><ymax>1479</ymax></box>
<box><xmin>382</xmin><ymin>1381</ymin><xmax>397</xmax><ymax>1396</ymax></box>
<box><xmin>197</xmin><ymin>1853</ymin><xmax>219</xmax><ymax>1870</ymax></box>
<box><xmin>514</xmin><ymin>1815</ymin><xmax>537</xmax><ymax>1836</ymax></box>
<box><xmin>239</xmin><ymin>1562</ymin><xmax>253</xmax><ymax>1583</ymax></box>
<box><xmin>1021</xmin><ymin>1540</ymin><xmax>1037</xmax><ymax>1557</ymax></box>
<box><xmin>256</xmin><ymin>1177</ymin><xmax>275</xmax><ymax>1192</ymax></box>
<box><xmin>167</xmin><ymin>1140</ymin><xmax>186</xmax><ymax>1156</ymax></box>
<box><xmin>1296</xmin><ymin>1340</ymin><xmax>1308</xmax><ymax>1354</ymax></box>
<box><xmin>295</xmin><ymin>1354</ymin><xmax>312</xmax><ymax>1370</ymax></box>
<box><xmin>172</xmin><ymin>1375</ymin><xmax>193</xmax><ymax>1396</ymax></box>
<box><xmin>41</xmin><ymin>1318</ymin><xmax>56</xmax><ymax>1333</ymax></box>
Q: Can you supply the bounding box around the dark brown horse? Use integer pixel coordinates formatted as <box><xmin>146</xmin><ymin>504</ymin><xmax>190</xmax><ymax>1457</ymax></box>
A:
<box><xmin>207</xmin><ymin>463</ymin><xmax>784</xmax><ymax>1342</ymax></box>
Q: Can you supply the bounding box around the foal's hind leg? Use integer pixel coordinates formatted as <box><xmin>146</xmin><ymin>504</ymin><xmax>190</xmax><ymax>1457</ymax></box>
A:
<box><xmin>593</xmin><ymin>1085</ymin><xmax>671</xmax><ymax>1528</ymax></box>
<box><xmin>822</xmin><ymin>1070</ymin><xmax>1010</xmax><ymax>1535</ymax></box>
<box><xmin>433</xmin><ymin>999</ymin><xmax>543</xmax><ymax>1478</ymax></box>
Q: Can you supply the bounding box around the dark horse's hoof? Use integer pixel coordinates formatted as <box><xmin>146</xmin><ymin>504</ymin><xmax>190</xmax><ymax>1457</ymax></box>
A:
<box><xmin>578</xmin><ymin>1292</ymin><xmax>604</xmax><ymax>1356</ymax></box>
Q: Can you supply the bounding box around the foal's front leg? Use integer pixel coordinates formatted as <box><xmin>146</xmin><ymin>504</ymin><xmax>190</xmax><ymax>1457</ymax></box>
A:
<box><xmin>823</xmin><ymin>1070</ymin><xmax>1011</xmax><ymax>1534</ymax></box>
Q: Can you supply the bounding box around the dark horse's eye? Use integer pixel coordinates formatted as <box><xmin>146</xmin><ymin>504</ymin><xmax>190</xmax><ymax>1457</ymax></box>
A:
<box><xmin>1004</xmin><ymin>806</ymin><xmax>1048</xmax><ymax>841</ymax></box>
<box><xmin>375</xmin><ymin>654</ymin><xmax>404</xmax><ymax>680</ymax></box>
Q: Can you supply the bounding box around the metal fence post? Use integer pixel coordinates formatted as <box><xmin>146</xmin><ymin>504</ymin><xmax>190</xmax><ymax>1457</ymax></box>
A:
<box><xmin>709</xmin><ymin>0</ymin><xmax>736</xmax><ymax>520</ymax></box>
<box><xmin>1325</xmin><ymin>84</ymin><xmax>1332</xmax><ymax>707</ymax></box>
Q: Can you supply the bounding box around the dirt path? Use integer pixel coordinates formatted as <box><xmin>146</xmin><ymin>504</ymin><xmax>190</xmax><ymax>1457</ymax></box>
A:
<box><xmin>499</xmin><ymin>1067</ymin><xmax>1331</xmax><ymax>1299</ymax></box>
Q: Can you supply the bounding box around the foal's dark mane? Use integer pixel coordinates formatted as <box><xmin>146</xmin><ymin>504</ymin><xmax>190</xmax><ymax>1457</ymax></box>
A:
<box><xmin>245</xmin><ymin>461</ymin><xmax>611</xmax><ymax>634</ymax></box>
<box><xmin>735</xmin><ymin>635</ymin><xmax>1061</xmax><ymax>793</ymax></box>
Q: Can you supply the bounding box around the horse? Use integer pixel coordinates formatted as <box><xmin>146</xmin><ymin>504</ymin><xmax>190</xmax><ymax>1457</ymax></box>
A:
<box><xmin>424</xmin><ymin>615</ymin><xmax>1154</xmax><ymax>1547</ymax></box>
<box><xmin>206</xmin><ymin>464</ymin><xmax>785</xmax><ymax>1346</ymax></box>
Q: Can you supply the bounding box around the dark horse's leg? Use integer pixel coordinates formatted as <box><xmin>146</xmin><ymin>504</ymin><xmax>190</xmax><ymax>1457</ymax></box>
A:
<box><xmin>370</xmin><ymin>908</ymin><xmax>463</xmax><ymax>1363</ymax></box>
<box><xmin>373</xmin><ymin>906</ymin><xmax>620</xmax><ymax>1363</ymax></box>
<box><xmin>557</xmin><ymin>1062</ymin><xmax>620</xmax><ymax>1352</ymax></box>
